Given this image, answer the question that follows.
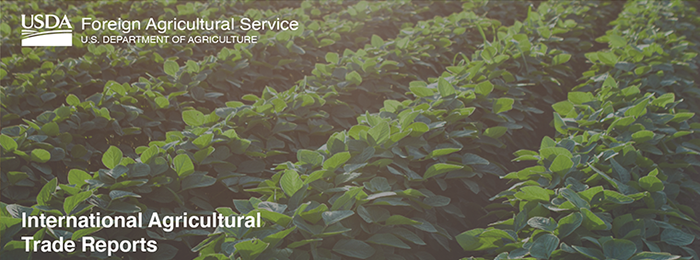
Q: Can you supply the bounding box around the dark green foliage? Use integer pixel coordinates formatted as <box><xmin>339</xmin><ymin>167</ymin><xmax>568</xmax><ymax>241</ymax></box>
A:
<box><xmin>458</xmin><ymin>1</ymin><xmax>700</xmax><ymax>259</ymax></box>
<box><xmin>1</xmin><ymin>0</ymin><xmax>699</xmax><ymax>259</ymax></box>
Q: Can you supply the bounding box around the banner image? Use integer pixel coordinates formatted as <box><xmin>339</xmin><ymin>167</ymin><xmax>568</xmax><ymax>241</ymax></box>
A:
<box><xmin>1</xmin><ymin>1</ymin><xmax>699</xmax><ymax>259</ymax></box>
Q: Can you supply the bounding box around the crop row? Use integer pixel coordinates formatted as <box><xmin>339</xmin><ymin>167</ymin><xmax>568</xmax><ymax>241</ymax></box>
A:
<box><xmin>0</xmin><ymin>1</ymin><xmax>509</xmax><ymax>199</ymax></box>
<box><xmin>128</xmin><ymin>1</ymin><xmax>625</xmax><ymax>258</ymax></box>
<box><xmin>0</xmin><ymin>0</ymin><xmax>475</xmax><ymax>202</ymax></box>
<box><xmin>230</xmin><ymin>2</ymin><xmax>625</xmax><ymax>258</ymax></box>
<box><xmin>1</xmin><ymin>0</ymin><xmax>465</xmax><ymax>127</ymax></box>
<box><xmin>458</xmin><ymin>0</ymin><xmax>700</xmax><ymax>259</ymax></box>
<box><xmin>0</xmin><ymin>2</ymin><xmax>509</xmax><ymax>258</ymax></box>
<box><xmin>0</xmin><ymin>0</ymin><xmax>628</xmax><ymax>259</ymax></box>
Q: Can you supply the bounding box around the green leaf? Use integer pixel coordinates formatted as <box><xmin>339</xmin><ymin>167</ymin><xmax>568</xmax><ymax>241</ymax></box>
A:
<box><xmin>106</xmin><ymin>81</ymin><xmax>125</xmax><ymax>96</ymax></box>
<box><xmin>515</xmin><ymin>186</ymin><xmax>550</xmax><ymax>202</ymax></box>
<box><xmin>192</xmin><ymin>134</ymin><xmax>213</xmax><ymax>149</ymax></box>
<box><xmin>556</xmin><ymin>212</ymin><xmax>583</xmax><ymax>238</ymax></box>
<box><xmin>477</xmin><ymin>229</ymin><xmax>514</xmax><ymax>250</ymax></box>
<box><xmin>395</xmin><ymin>37</ymin><xmax>409</xmax><ymax>49</ymax></box>
<box><xmin>182</xmin><ymin>174</ymin><xmax>216</xmax><ymax>191</ymax></box>
<box><xmin>66</xmin><ymin>94</ymin><xmax>80</xmax><ymax>106</ymax></box>
<box><xmin>573</xmin><ymin>246</ymin><xmax>605</xmax><ymax>260</ymax></box>
<box><xmin>261</xmin><ymin>227</ymin><xmax>295</xmax><ymax>246</ymax></box>
<box><xmin>155</xmin><ymin>97</ymin><xmax>170</xmax><ymax>108</ymax></box>
<box><xmin>602</xmin><ymin>190</ymin><xmax>633</xmax><ymax>204</ymax></box>
<box><xmin>407</xmin><ymin>122</ymin><xmax>429</xmax><ymax>136</ymax></box>
<box><xmin>511</xmin><ymin>210</ymin><xmax>527</xmax><ymax>233</ymax></box>
<box><xmin>424</xmin><ymin>163</ymin><xmax>463</xmax><ymax>179</ymax></box>
<box><xmin>102</xmin><ymin>146</ymin><xmax>122</xmax><ymax>169</ymax></box>
<box><xmin>552</xmin><ymin>54</ymin><xmax>571</xmax><ymax>65</ymax></box>
<box><xmin>456</xmin><ymin>229</ymin><xmax>483</xmax><ymax>251</ymax></box>
<box><xmin>484</xmin><ymin>126</ymin><xmax>507</xmax><ymax>139</ymax></box>
<box><xmin>410</xmin><ymin>86</ymin><xmax>434</xmax><ymax>97</ymax></box>
<box><xmin>368</xmin><ymin>122</ymin><xmax>390</xmax><ymax>144</ymax></box>
<box><xmin>660</xmin><ymin>228</ymin><xmax>694</xmax><ymax>246</ymax></box>
<box><xmin>560</xmin><ymin>188</ymin><xmax>589</xmax><ymax>209</ymax></box>
<box><xmin>423</xmin><ymin>195</ymin><xmax>450</xmax><ymax>207</ymax></box>
<box><xmin>185</xmin><ymin>60</ymin><xmax>200</xmax><ymax>73</ymax></box>
<box><xmin>140</xmin><ymin>146</ymin><xmax>159</xmax><ymax>164</ymax></box>
<box><xmin>598</xmin><ymin>52</ymin><xmax>618</xmax><ymax>66</ymax></box>
<box><xmin>41</xmin><ymin>92</ymin><xmax>57</xmax><ymax>102</ymax></box>
<box><xmin>481</xmin><ymin>46</ymin><xmax>496</xmax><ymax>62</ymax></box>
<box><xmin>553</xmin><ymin>112</ymin><xmax>567</xmax><ymax>135</ymax></box>
<box><xmin>603</xmin><ymin>238</ymin><xmax>636</xmax><ymax>260</ymax></box>
<box><xmin>31</xmin><ymin>149</ymin><xmax>51</xmax><ymax>163</ymax></box>
<box><xmin>303</xmin><ymin>170</ymin><xmax>326</xmax><ymax>185</ymax></box>
<box><xmin>356</xmin><ymin>205</ymin><xmax>390</xmax><ymax>224</ymax></box>
<box><xmin>386</xmin><ymin>215</ymin><xmax>421</xmax><ymax>225</ymax></box>
<box><xmin>323</xmin><ymin>152</ymin><xmax>351</xmax><ymax>170</ymax></box>
<box><xmin>550</xmin><ymin>154</ymin><xmax>573</xmax><ymax>174</ymax></box>
<box><xmin>429</xmin><ymin>148</ymin><xmax>461</xmax><ymax>158</ymax></box>
<box><xmin>7</xmin><ymin>171</ymin><xmax>28</xmax><ymax>184</ymax></box>
<box><xmin>552</xmin><ymin>101</ymin><xmax>574</xmax><ymax>115</ymax></box>
<box><xmin>652</xmin><ymin>93</ymin><xmax>675</xmax><ymax>107</ymax></box>
<box><xmin>173</xmin><ymin>154</ymin><xmax>195</xmax><ymax>177</ymax></box>
<box><xmin>632</xmin><ymin>130</ymin><xmax>654</xmax><ymax>143</ymax></box>
<box><xmin>332</xmin><ymin>239</ymin><xmax>375</xmax><ymax>259</ymax></box>
<box><xmin>392</xmin><ymin>228</ymin><xmax>426</xmax><ymax>245</ymax></box>
<box><xmin>475</xmin><ymin>81</ymin><xmax>494</xmax><ymax>96</ymax></box>
<box><xmin>109</xmin><ymin>190</ymin><xmax>140</xmax><ymax>200</ymax></box>
<box><xmin>568</xmin><ymin>92</ymin><xmax>595</xmax><ymax>104</ymax></box>
<box><xmin>164</xmin><ymin>60</ymin><xmax>179</xmax><ymax>77</ymax></box>
<box><xmin>365</xmin><ymin>177</ymin><xmax>390</xmax><ymax>192</ymax></box>
<box><xmin>529</xmin><ymin>233</ymin><xmax>559</xmax><ymax>259</ymax></box>
<box><xmin>182</xmin><ymin>110</ymin><xmax>205</xmax><ymax>127</ymax></box>
<box><xmin>671</xmin><ymin>112</ymin><xmax>694</xmax><ymax>123</ymax></box>
<box><xmin>289</xmin><ymin>43</ymin><xmax>305</xmax><ymax>54</ymax></box>
<box><xmin>331</xmin><ymin>187</ymin><xmax>362</xmax><ymax>211</ymax></box>
<box><xmin>604</xmin><ymin>75</ymin><xmax>618</xmax><ymax>89</ymax></box>
<box><xmin>346</xmin><ymin>71</ymin><xmax>362</xmax><ymax>85</ymax></box>
<box><xmin>540</xmin><ymin>136</ymin><xmax>557</xmax><ymax>149</ymax></box>
<box><xmin>106</xmin><ymin>165</ymin><xmax>128</xmax><ymax>179</ymax></box>
<box><xmin>0</xmin><ymin>134</ymin><xmax>18</xmax><ymax>151</ymax></box>
<box><xmin>366</xmin><ymin>233</ymin><xmax>410</xmax><ymax>249</ymax></box>
<box><xmin>130</xmin><ymin>163</ymin><xmax>150</xmax><ymax>178</ymax></box>
<box><xmin>37</xmin><ymin>178</ymin><xmax>57</xmax><ymax>206</ymax></box>
<box><xmin>493</xmin><ymin>98</ymin><xmax>514</xmax><ymax>114</ymax></box>
<box><xmin>64</xmin><ymin>191</ymin><xmax>92</xmax><ymax>215</ymax></box>
<box><xmin>629</xmin><ymin>252</ymin><xmax>684</xmax><ymax>260</ymax></box>
<box><xmin>639</xmin><ymin>175</ymin><xmax>664</xmax><ymax>192</ymax></box>
<box><xmin>528</xmin><ymin>217</ymin><xmax>557</xmax><ymax>232</ymax></box>
<box><xmin>234</xmin><ymin>239</ymin><xmax>269</xmax><ymax>260</ymax></box>
<box><xmin>370</xmin><ymin>34</ymin><xmax>384</xmax><ymax>47</ymax></box>
<box><xmin>281</xmin><ymin>170</ymin><xmax>303</xmax><ymax>197</ymax></box>
<box><xmin>222</xmin><ymin>129</ymin><xmax>239</xmax><ymax>139</ymax></box>
<box><xmin>325</xmin><ymin>52</ymin><xmax>339</xmax><ymax>64</ymax></box>
<box><xmin>40</xmin><ymin>122</ymin><xmax>59</xmax><ymax>136</ymax></box>
<box><xmin>322</xmin><ymin>210</ymin><xmax>354</xmax><ymax>226</ymax></box>
<box><xmin>462</xmin><ymin>153</ymin><xmax>489</xmax><ymax>165</ymax></box>
<box><xmin>608</xmin><ymin>34</ymin><xmax>626</xmax><ymax>48</ymax></box>
<box><xmin>625</xmin><ymin>99</ymin><xmax>649</xmax><ymax>117</ymax></box>
<box><xmin>258</xmin><ymin>209</ymin><xmax>292</xmax><ymax>227</ymax></box>
<box><xmin>68</xmin><ymin>169</ymin><xmax>91</xmax><ymax>188</ymax></box>
<box><xmin>438</xmin><ymin>77</ymin><xmax>456</xmax><ymax>97</ymax></box>
<box><xmin>581</xmin><ymin>208</ymin><xmax>608</xmax><ymax>230</ymax></box>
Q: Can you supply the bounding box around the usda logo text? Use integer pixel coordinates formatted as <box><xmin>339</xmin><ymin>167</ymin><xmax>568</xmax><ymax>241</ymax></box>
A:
<box><xmin>21</xmin><ymin>14</ymin><xmax>73</xmax><ymax>47</ymax></box>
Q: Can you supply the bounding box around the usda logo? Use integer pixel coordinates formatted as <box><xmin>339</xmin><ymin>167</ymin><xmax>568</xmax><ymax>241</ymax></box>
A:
<box><xmin>21</xmin><ymin>14</ymin><xmax>73</xmax><ymax>46</ymax></box>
